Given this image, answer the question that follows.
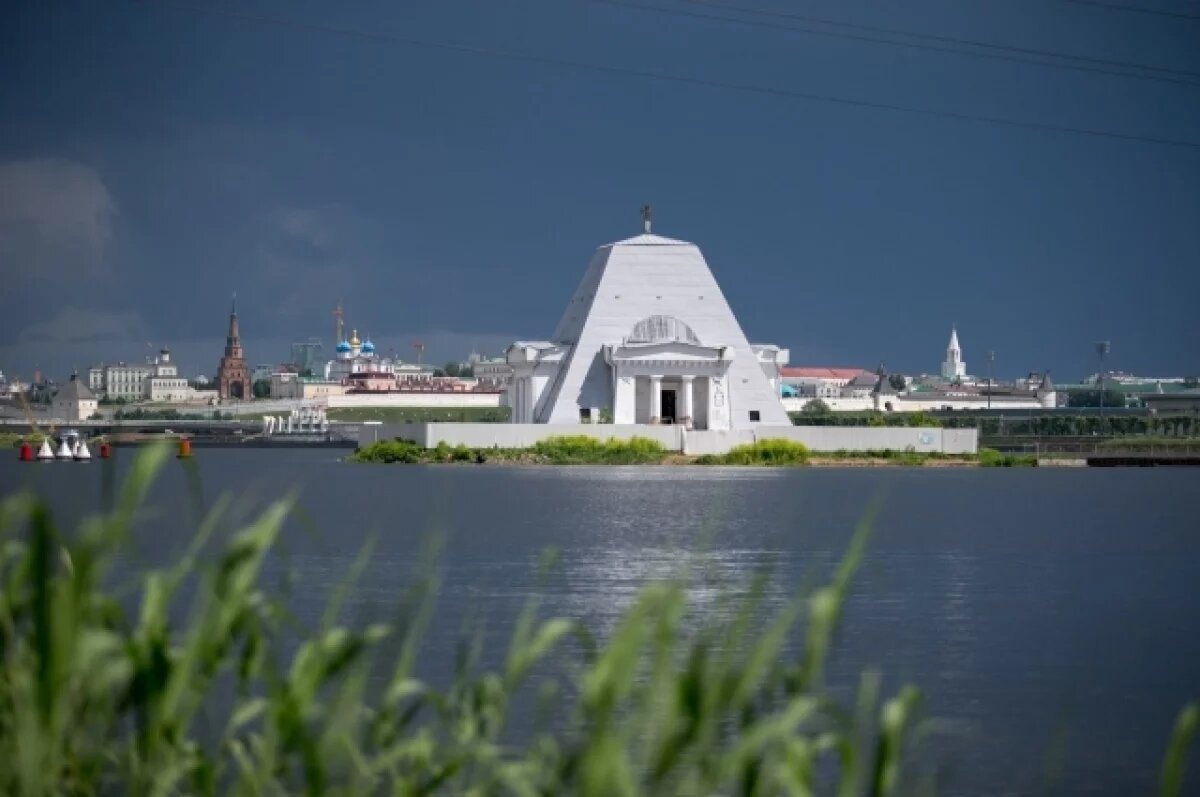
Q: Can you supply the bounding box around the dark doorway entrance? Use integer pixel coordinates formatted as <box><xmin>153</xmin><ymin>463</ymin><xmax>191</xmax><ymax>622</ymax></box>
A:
<box><xmin>230</xmin><ymin>381</ymin><xmax>244</xmax><ymax>399</ymax></box>
<box><xmin>660</xmin><ymin>389</ymin><xmax>676</xmax><ymax>424</ymax></box>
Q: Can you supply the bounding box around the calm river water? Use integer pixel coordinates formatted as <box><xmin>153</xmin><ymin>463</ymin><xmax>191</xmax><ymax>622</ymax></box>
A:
<box><xmin>3</xmin><ymin>449</ymin><xmax>1198</xmax><ymax>796</ymax></box>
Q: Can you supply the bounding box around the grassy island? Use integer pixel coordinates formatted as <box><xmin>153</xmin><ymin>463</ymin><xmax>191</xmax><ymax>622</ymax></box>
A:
<box><xmin>351</xmin><ymin>436</ymin><xmax>1036</xmax><ymax>467</ymax></box>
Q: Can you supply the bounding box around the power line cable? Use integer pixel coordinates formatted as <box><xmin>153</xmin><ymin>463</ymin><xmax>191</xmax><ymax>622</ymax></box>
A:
<box><xmin>589</xmin><ymin>0</ymin><xmax>1200</xmax><ymax>88</ymax></box>
<box><xmin>1061</xmin><ymin>0</ymin><xmax>1200</xmax><ymax>21</ymax></box>
<box><xmin>139</xmin><ymin>0</ymin><xmax>1200</xmax><ymax>151</ymax></box>
<box><xmin>676</xmin><ymin>0</ymin><xmax>1200</xmax><ymax>79</ymax></box>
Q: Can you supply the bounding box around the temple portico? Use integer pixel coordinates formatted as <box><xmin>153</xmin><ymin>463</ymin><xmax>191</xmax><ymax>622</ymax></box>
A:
<box><xmin>613</xmin><ymin>374</ymin><xmax>711</xmax><ymax>428</ymax></box>
<box><xmin>605</xmin><ymin>342</ymin><xmax>733</xmax><ymax>429</ymax></box>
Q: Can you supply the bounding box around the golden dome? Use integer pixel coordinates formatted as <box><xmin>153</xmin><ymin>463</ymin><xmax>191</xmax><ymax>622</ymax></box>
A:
<box><xmin>350</xmin><ymin>329</ymin><xmax>361</xmax><ymax>347</ymax></box>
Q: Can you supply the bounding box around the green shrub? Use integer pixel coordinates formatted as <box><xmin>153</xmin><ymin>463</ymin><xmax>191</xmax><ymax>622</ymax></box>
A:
<box><xmin>532</xmin><ymin>435</ymin><xmax>667</xmax><ymax>464</ymax></box>
<box><xmin>350</xmin><ymin>438</ymin><xmax>424</xmax><ymax>463</ymax></box>
<box><xmin>904</xmin><ymin>412</ymin><xmax>941</xmax><ymax>428</ymax></box>
<box><xmin>707</xmin><ymin>438</ymin><xmax>810</xmax><ymax>466</ymax></box>
<box><xmin>0</xmin><ymin>432</ymin><xmax>40</xmax><ymax>449</ymax></box>
<box><xmin>978</xmin><ymin>447</ymin><xmax>1037</xmax><ymax>467</ymax></box>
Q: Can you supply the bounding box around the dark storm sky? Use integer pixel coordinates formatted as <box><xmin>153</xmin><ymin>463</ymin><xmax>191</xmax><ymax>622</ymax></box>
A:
<box><xmin>1</xmin><ymin>0</ymin><xmax>1198</xmax><ymax>381</ymax></box>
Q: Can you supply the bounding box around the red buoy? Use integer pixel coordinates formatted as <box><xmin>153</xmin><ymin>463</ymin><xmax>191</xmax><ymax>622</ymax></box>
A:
<box><xmin>99</xmin><ymin>443</ymin><xmax>111</xmax><ymax>459</ymax></box>
<box><xmin>177</xmin><ymin>438</ymin><xmax>192</xmax><ymax>459</ymax></box>
<box><xmin>19</xmin><ymin>442</ymin><xmax>33</xmax><ymax>462</ymax></box>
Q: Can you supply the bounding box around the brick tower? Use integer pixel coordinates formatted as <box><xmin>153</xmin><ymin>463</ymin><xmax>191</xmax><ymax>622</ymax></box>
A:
<box><xmin>217</xmin><ymin>294</ymin><xmax>249</xmax><ymax>400</ymax></box>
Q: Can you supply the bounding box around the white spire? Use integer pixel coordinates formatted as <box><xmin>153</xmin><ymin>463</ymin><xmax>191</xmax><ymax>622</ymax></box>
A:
<box><xmin>941</xmin><ymin>325</ymin><xmax>966</xmax><ymax>379</ymax></box>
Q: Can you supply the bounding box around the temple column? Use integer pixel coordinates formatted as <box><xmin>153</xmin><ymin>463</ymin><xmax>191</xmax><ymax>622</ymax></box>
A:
<box><xmin>613</xmin><ymin>367</ymin><xmax>636</xmax><ymax>424</ymax></box>
<box><xmin>680</xmin><ymin>376</ymin><xmax>694</xmax><ymax>430</ymax></box>
<box><xmin>649</xmin><ymin>375</ymin><xmax>662</xmax><ymax>424</ymax></box>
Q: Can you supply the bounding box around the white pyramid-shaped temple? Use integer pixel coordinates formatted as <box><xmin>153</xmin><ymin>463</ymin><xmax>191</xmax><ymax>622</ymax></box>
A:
<box><xmin>506</xmin><ymin>221</ymin><xmax>790</xmax><ymax>430</ymax></box>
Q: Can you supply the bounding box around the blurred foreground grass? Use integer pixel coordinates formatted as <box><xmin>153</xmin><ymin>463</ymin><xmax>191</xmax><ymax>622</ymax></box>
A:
<box><xmin>0</xmin><ymin>445</ymin><xmax>1194</xmax><ymax>795</ymax></box>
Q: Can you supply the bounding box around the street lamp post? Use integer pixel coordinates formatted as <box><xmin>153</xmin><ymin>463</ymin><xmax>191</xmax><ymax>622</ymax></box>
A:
<box><xmin>986</xmin><ymin>350</ymin><xmax>995</xmax><ymax>411</ymax></box>
<box><xmin>1095</xmin><ymin>341</ymin><xmax>1111</xmax><ymax>414</ymax></box>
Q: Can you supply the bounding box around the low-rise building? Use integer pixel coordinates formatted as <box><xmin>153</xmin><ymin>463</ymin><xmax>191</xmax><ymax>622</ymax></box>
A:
<box><xmin>472</xmin><ymin>356</ymin><xmax>513</xmax><ymax>389</ymax></box>
<box><xmin>873</xmin><ymin>368</ymin><xmax>1055</xmax><ymax>412</ymax></box>
<box><xmin>89</xmin><ymin>349</ymin><xmax>201</xmax><ymax>402</ymax></box>
<box><xmin>51</xmin><ymin>374</ymin><xmax>98</xmax><ymax>421</ymax></box>
<box><xmin>270</xmin><ymin>373</ymin><xmax>349</xmax><ymax>399</ymax></box>
<box><xmin>394</xmin><ymin>363</ymin><xmax>437</xmax><ymax>384</ymax></box>
<box><xmin>345</xmin><ymin>371</ymin><xmax>398</xmax><ymax>392</ymax></box>
<box><xmin>1142</xmin><ymin>390</ymin><xmax>1200</xmax><ymax>414</ymax></box>
<box><xmin>251</xmin><ymin>364</ymin><xmax>276</xmax><ymax>383</ymax></box>
<box><xmin>780</xmin><ymin>368</ymin><xmax>874</xmax><ymax>399</ymax></box>
<box><xmin>753</xmin><ymin>345</ymin><xmax>790</xmax><ymax>398</ymax></box>
<box><xmin>143</xmin><ymin>349</ymin><xmax>190</xmax><ymax>401</ymax></box>
<box><xmin>190</xmin><ymin>389</ymin><xmax>219</xmax><ymax>404</ymax></box>
<box><xmin>100</xmin><ymin>363</ymin><xmax>153</xmax><ymax>401</ymax></box>
<box><xmin>0</xmin><ymin>370</ymin><xmax>23</xmax><ymax>398</ymax></box>
<box><xmin>1056</xmin><ymin>375</ymin><xmax>1199</xmax><ymax>408</ymax></box>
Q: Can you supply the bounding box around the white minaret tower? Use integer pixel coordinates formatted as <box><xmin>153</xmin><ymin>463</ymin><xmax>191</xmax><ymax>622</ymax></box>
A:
<box><xmin>941</xmin><ymin>325</ymin><xmax>966</xmax><ymax>380</ymax></box>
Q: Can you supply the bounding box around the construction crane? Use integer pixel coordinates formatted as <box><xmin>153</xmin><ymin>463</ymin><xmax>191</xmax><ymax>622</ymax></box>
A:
<box><xmin>13</xmin><ymin>375</ymin><xmax>51</xmax><ymax>440</ymax></box>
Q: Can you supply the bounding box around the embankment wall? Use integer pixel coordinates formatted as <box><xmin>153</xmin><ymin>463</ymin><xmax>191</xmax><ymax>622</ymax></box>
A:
<box><xmin>327</xmin><ymin>393</ymin><xmax>502</xmax><ymax>409</ymax></box>
<box><xmin>360</xmin><ymin>424</ymin><xmax>978</xmax><ymax>455</ymax></box>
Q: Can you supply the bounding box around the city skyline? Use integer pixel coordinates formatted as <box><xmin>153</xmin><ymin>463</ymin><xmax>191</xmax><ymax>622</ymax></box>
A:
<box><xmin>2</xmin><ymin>1</ymin><xmax>1197</xmax><ymax>380</ymax></box>
<box><xmin>0</xmin><ymin>311</ymin><xmax>1172</xmax><ymax>388</ymax></box>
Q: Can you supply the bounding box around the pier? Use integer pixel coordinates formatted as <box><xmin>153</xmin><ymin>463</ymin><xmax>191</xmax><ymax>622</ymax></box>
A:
<box><xmin>989</xmin><ymin>439</ymin><xmax>1200</xmax><ymax>467</ymax></box>
<box><xmin>0</xmin><ymin>418</ymin><xmax>364</xmax><ymax>448</ymax></box>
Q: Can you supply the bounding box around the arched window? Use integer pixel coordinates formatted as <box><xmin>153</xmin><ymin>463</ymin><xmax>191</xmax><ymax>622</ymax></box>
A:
<box><xmin>625</xmin><ymin>315</ymin><xmax>701</xmax><ymax>345</ymax></box>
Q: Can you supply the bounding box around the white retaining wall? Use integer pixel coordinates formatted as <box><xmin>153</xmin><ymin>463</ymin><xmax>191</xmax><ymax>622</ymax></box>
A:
<box><xmin>366</xmin><ymin>423</ymin><xmax>682</xmax><ymax>449</ymax></box>
<box><xmin>753</xmin><ymin>426</ymin><xmax>977</xmax><ymax>454</ymax></box>
<box><xmin>360</xmin><ymin>423</ymin><xmax>978</xmax><ymax>455</ymax></box>
<box><xmin>327</xmin><ymin>393</ymin><xmax>502</xmax><ymax>409</ymax></box>
<box><xmin>681</xmin><ymin>430</ymin><xmax>756</xmax><ymax>456</ymax></box>
<box><xmin>781</xmin><ymin>397</ymin><xmax>873</xmax><ymax>413</ymax></box>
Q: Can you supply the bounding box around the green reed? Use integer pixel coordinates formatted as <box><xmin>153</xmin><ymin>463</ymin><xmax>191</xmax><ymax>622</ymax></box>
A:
<box><xmin>0</xmin><ymin>445</ymin><xmax>1194</xmax><ymax>795</ymax></box>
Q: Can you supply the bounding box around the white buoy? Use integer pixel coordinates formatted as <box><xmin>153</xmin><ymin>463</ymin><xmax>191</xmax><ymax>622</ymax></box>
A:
<box><xmin>37</xmin><ymin>438</ymin><xmax>55</xmax><ymax>461</ymax></box>
<box><xmin>75</xmin><ymin>440</ymin><xmax>91</xmax><ymax>462</ymax></box>
<box><xmin>56</xmin><ymin>438</ymin><xmax>73</xmax><ymax>459</ymax></box>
